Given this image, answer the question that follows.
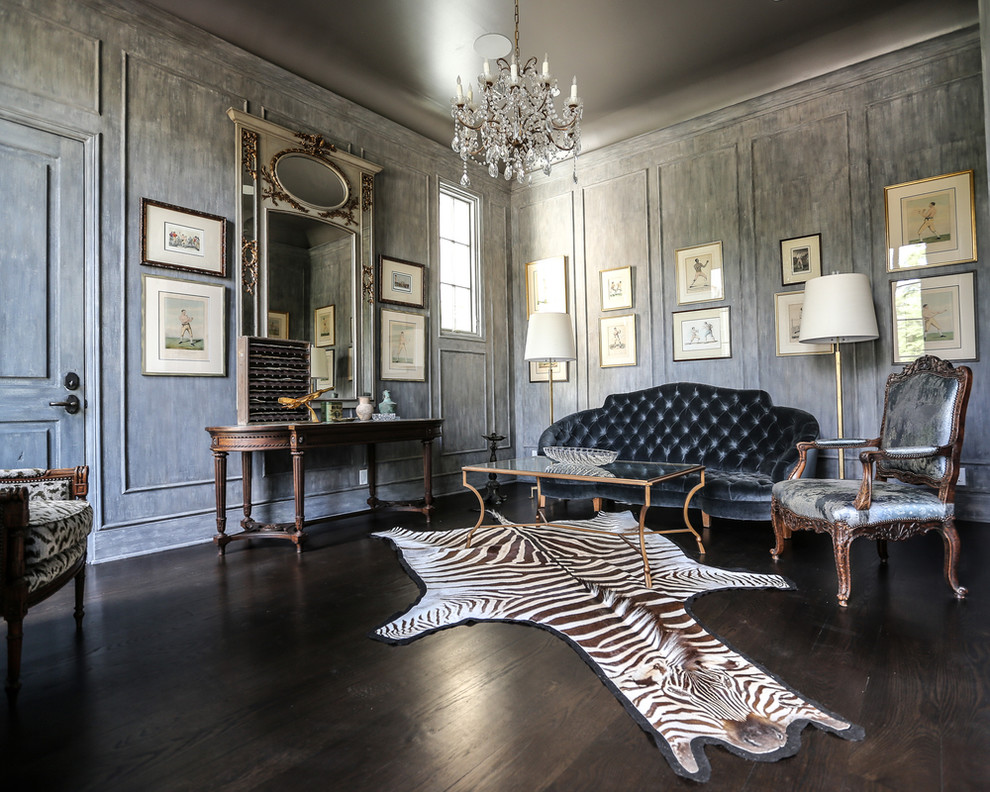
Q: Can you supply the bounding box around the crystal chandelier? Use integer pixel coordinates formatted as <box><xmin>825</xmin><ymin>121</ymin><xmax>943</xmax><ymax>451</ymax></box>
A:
<box><xmin>451</xmin><ymin>0</ymin><xmax>582</xmax><ymax>186</ymax></box>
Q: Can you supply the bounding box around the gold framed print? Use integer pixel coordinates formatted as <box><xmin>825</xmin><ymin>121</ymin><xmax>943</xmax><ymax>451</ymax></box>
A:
<box><xmin>675</xmin><ymin>241</ymin><xmax>724</xmax><ymax>304</ymax></box>
<box><xmin>890</xmin><ymin>271</ymin><xmax>977</xmax><ymax>364</ymax></box>
<box><xmin>884</xmin><ymin>170</ymin><xmax>976</xmax><ymax>271</ymax></box>
<box><xmin>600</xmin><ymin>314</ymin><xmax>637</xmax><ymax>367</ymax></box>
<box><xmin>600</xmin><ymin>266</ymin><xmax>633</xmax><ymax>311</ymax></box>
<box><xmin>672</xmin><ymin>306</ymin><xmax>731</xmax><ymax>361</ymax></box>
<box><xmin>780</xmin><ymin>234</ymin><xmax>822</xmax><ymax>286</ymax></box>
<box><xmin>773</xmin><ymin>292</ymin><xmax>831</xmax><ymax>357</ymax></box>
<box><xmin>525</xmin><ymin>255</ymin><xmax>568</xmax><ymax>316</ymax></box>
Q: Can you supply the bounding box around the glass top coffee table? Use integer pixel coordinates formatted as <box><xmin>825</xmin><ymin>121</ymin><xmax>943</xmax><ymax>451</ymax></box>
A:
<box><xmin>460</xmin><ymin>456</ymin><xmax>706</xmax><ymax>588</ymax></box>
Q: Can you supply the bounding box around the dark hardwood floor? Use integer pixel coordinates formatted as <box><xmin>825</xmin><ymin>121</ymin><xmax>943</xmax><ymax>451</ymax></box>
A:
<box><xmin>2</xmin><ymin>484</ymin><xmax>988</xmax><ymax>791</ymax></box>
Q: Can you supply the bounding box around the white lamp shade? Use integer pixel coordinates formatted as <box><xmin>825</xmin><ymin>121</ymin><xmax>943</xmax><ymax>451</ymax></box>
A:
<box><xmin>800</xmin><ymin>272</ymin><xmax>879</xmax><ymax>344</ymax></box>
<box><xmin>524</xmin><ymin>312</ymin><xmax>576</xmax><ymax>361</ymax></box>
<box><xmin>310</xmin><ymin>346</ymin><xmax>329</xmax><ymax>379</ymax></box>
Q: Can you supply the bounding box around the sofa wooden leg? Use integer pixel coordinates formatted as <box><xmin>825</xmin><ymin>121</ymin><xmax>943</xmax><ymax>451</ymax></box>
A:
<box><xmin>701</xmin><ymin>510</ymin><xmax>711</xmax><ymax>529</ymax></box>
<box><xmin>592</xmin><ymin>498</ymin><xmax>603</xmax><ymax>512</ymax></box>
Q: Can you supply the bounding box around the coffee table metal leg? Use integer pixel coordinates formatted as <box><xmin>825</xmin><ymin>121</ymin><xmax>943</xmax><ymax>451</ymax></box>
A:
<box><xmin>683</xmin><ymin>470</ymin><xmax>707</xmax><ymax>556</ymax></box>
<box><xmin>638</xmin><ymin>489</ymin><xmax>654</xmax><ymax>588</ymax></box>
<box><xmin>463</xmin><ymin>470</ymin><xmax>486</xmax><ymax>546</ymax></box>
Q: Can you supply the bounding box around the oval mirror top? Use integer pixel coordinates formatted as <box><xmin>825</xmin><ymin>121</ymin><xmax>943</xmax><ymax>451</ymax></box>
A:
<box><xmin>275</xmin><ymin>153</ymin><xmax>349</xmax><ymax>209</ymax></box>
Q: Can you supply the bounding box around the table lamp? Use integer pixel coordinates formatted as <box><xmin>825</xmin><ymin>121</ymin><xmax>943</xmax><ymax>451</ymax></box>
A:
<box><xmin>799</xmin><ymin>272</ymin><xmax>879</xmax><ymax>478</ymax></box>
<box><xmin>524</xmin><ymin>312</ymin><xmax>576</xmax><ymax>425</ymax></box>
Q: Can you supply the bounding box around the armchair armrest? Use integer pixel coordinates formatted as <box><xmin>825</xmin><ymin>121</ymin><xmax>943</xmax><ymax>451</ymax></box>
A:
<box><xmin>852</xmin><ymin>445</ymin><xmax>951</xmax><ymax>510</ymax></box>
<box><xmin>787</xmin><ymin>438</ymin><xmax>880</xmax><ymax>480</ymax></box>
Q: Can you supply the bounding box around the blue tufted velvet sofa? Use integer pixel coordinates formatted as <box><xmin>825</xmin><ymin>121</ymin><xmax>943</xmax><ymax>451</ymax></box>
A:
<box><xmin>537</xmin><ymin>382</ymin><xmax>820</xmax><ymax>522</ymax></box>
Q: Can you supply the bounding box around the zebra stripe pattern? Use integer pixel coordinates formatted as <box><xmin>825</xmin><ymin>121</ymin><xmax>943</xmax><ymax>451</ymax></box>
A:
<box><xmin>374</xmin><ymin>511</ymin><xmax>862</xmax><ymax>782</ymax></box>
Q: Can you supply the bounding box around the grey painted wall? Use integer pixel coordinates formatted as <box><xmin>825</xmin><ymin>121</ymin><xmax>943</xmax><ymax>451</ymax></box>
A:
<box><xmin>0</xmin><ymin>0</ymin><xmax>511</xmax><ymax>560</ymax></box>
<box><xmin>511</xmin><ymin>28</ymin><xmax>990</xmax><ymax>521</ymax></box>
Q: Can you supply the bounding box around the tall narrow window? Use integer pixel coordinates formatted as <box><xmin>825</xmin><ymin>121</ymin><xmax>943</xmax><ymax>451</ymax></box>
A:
<box><xmin>438</xmin><ymin>182</ymin><xmax>479</xmax><ymax>335</ymax></box>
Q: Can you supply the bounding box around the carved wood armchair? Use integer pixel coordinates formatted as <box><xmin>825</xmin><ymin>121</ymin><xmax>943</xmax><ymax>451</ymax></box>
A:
<box><xmin>770</xmin><ymin>356</ymin><xmax>972</xmax><ymax>607</ymax></box>
<box><xmin>0</xmin><ymin>466</ymin><xmax>93</xmax><ymax>704</ymax></box>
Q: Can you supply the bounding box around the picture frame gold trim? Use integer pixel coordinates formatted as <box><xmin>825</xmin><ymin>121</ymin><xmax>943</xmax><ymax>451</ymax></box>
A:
<box><xmin>890</xmin><ymin>270</ymin><xmax>977</xmax><ymax>364</ymax></box>
<box><xmin>884</xmin><ymin>170</ymin><xmax>976</xmax><ymax>272</ymax></box>
<box><xmin>780</xmin><ymin>233</ymin><xmax>822</xmax><ymax>286</ymax></box>
<box><xmin>675</xmin><ymin>241</ymin><xmax>724</xmax><ymax>304</ymax></box>
<box><xmin>528</xmin><ymin>360</ymin><xmax>568</xmax><ymax>383</ymax></box>
<box><xmin>378</xmin><ymin>254</ymin><xmax>426</xmax><ymax>308</ymax></box>
<box><xmin>773</xmin><ymin>292</ymin><xmax>831</xmax><ymax>357</ymax></box>
<box><xmin>525</xmin><ymin>255</ymin><xmax>568</xmax><ymax>317</ymax></box>
<box><xmin>599</xmin><ymin>314</ymin><xmax>637</xmax><ymax>368</ymax></box>
<box><xmin>314</xmin><ymin>304</ymin><xmax>335</xmax><ymax>347</ymax></box>
<box><xmin>267</xmin><ymin>311</ymin><xmax>289</xmax><ymax>339</ymax></box>
<box><xmin>381</xmin><ymin>307</ymin><xmax>427</xmax><ymax>381</ymax></box>
<box><xmin>672</xmin><ymin>306</ymin><xmax>731</xmax><ymax>361</ymax></box>
<box><xmin>141</xmin><ymin>274</ymin><xmax>226</xmax><ymax>376</ymax></box>
<box><xmin>141</xmin><ymin>198</ymin><xmax>227</xmax><ymax>276</ymax></box>
<box><xmin>600</xmin><ymin>265</ymin><xmax>633</xmax><ymax>311</ymax></box>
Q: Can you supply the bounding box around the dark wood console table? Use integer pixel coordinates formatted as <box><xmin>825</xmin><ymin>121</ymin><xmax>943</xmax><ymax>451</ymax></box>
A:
<box><xmin>206</xmin><ymin>419</ymin><xmax>443</xmax><ymax>554</ymax></box>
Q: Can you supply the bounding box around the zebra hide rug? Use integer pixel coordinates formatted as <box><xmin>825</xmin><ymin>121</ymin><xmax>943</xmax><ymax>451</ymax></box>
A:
<box><xmin>373</xmin><ymin>511</ymin><xmax>863</xmax><ymax>782</ymax></box>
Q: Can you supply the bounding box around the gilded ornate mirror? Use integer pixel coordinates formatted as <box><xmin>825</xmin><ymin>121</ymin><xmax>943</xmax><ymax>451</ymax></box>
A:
<box><xmin>228</xmin><ymin>109</ymin><xmax>381</xmax><ymax>404</ymax></box>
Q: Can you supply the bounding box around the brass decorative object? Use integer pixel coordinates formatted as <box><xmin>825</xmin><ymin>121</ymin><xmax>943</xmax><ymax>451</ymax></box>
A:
<box><xmin>278</xmin><ymin>387</ymin><xmax>333</xmax><ymax>422</ymax></box>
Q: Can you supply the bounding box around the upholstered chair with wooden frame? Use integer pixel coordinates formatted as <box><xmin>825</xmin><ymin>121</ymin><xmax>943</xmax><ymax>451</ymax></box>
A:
<box><xmin>0</xmin><ymin>466</ymin><xmax>93</xmax><ymax>705</ymax></box>
<box><xmin>770</xmin><ymin>356</ymin><xmax>971</xmax><ymax>608</ymax></box>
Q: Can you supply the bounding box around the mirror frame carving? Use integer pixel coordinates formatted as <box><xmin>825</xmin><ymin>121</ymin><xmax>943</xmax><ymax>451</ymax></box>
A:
<box><xmin>228</xmin><ymin>108</ymin><xmax>382</xmax><ymax>405</ymax></box>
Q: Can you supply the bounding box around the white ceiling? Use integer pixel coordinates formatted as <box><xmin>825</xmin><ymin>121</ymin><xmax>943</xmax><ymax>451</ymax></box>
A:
<box><xmin>138</xmin><ymin>0</ymin><xmax>978</xmax><ymax>154</ymax></box>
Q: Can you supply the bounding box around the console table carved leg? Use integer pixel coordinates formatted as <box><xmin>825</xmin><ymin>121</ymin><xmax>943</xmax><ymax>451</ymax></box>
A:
<box><xmin>212</xmin><ymin>448</ymin><xmax>229</xmax><ymax>555</ymax></box>
<box><xmin>366</xmin><ymin>442</ymin><xmax>377</xmax><ymax>508</ymax></box>
<box><xmin>240</xmin><ymin>451</ymin><xmax>253</xmax><ymax>527</ymax></box>
<box><xmin>423</xmin><ymin>439</ymin><xmax>434</xmax><ymax>521</ymax></box>
<box><xmin>290</xmin><ymin>442</ymin><xmax>306</xmax><ymax>553</ymax></box>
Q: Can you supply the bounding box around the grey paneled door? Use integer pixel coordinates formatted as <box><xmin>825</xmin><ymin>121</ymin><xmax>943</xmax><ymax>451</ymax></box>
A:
<box><xmin>0</xmin><ymin>118</ymin><xmax>86</xmax><ymax>468</ymax></box>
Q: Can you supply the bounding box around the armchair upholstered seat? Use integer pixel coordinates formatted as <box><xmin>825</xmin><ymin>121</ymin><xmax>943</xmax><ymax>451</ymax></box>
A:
<box><xmin>537</xmin><ymin>382</ymin><xmax>820</xmax><ymax>521</ymax></box>
<box><xmin>0</xmin><ymin>467</ymin><xmax>93</xmax><ymax>704</ymax></box>
<box><xmin>771</xmin><ymin>356</ymin><xmax>972</xmax><ymax>607</ymax></box>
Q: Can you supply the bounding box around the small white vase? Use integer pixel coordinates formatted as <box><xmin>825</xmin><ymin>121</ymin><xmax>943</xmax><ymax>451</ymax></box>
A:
<box><xmin>356</xmin><ymin>396</ymin><xmax>374</xmax><ymax>422</ymax></box>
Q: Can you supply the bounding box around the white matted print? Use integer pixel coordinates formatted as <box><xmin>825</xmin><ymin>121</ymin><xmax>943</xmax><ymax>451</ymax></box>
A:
<box><xmin>773</xmin><ymin>292</ymin><xmax>832</xmax><ymax>357</ymax></box>
<box><xmin>780</xmin><ymin>234</ymin><xmax>822</xmax><ymax>286</ymax></box>
<box><xmin>381</xmin><ymin>308</ymin><xmax>426</xmax><ymax>381</ymax></box>
<box><xmin>141</xmin><ymin>198</ymin><xmax>226</xmax><ymax>276</ymax></box>
<box><xmin>379</xmin><ymin>255</ymin><xmax>426</xmax><ymax>308</ymax></box>
<box><xmin>885</xmin><ymin>171</ymin><xmax>976</xmax><ymax>271</ymax></box>
<box><xmin>600</xmin><ymin>314</ymin><xmax>637</xmax><ymax>367</ymax></box>
<box><xmin>142</xmin><ymin>274</ymin><xmax>225</xmax><ymax>376</ymax></box>
<box><xmin>675</xmin><ymin>241</ymin><xmax>724</xmax><ymax>304</ymax></box>
<box><xmin>600</xmin><ymin>266</ymin><xmax>633</xmax><ymax>311</ymax></box>
<box><xmin>672</xmin><ymin>306</ymin><xmax>731</xmax><ymax>361</ymax></box>
<box><xmin>529</xmin><ymin>360</ymin><xmax>568</xmax><ymax>383</ymax></box>
<box><xmin>890</xmin><ymin>271</ymin><xmax>977</xmax><ymax>364</ymax></box>
<box><xmin>526</xmin><ymin>255</ymin><xmax>568</xmax><ymax>316</ymax></box>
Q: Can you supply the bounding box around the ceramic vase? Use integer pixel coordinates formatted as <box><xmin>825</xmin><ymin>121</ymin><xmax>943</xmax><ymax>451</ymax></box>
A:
<box><xmin>356</xmin><ymin>395</ymin><xmax>374</xmax><ymax>422</ymax></box>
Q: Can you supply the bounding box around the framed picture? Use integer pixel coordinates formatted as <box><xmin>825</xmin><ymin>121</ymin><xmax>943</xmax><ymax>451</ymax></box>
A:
<box><xmin>773</xmin><ymin>292</ymin><xmax>832</xmax><ymax>357</ymax></box>
<box><xmin>314</xmin><ymin>305</ymin><xmax>335</xmax><ymax>347</ymax></box>
<box><xmin>890</xmin><ymin>271</ymin><xmax>977</xmax><ymax>364</ymax></box>
<box><xmin>315</xmin><ymin>348</ymin><xmax>335</xmax><ymax>390</ymax></box>
<box><xmin>672</xmin><ymin>306</ymin><xmax>731</xmax><ymax>361</ymax></box>
<box><xmin>600</xmin><ymin>266</ymin><xmax>633</xmax><ymax>311</ymax></box>
<box><xmin>267</xmin><ymin>311</ymin><xmax>289</xmax><ymax>339</ymax></box>
<box><xmin>884</xmin><ymin>170</ymin><xmax>976</xmax><ymax>272</ymax></box>
<box><xmin>675</xmin><ymin>241</ymin><xmax>724</xmax><ymax>304</ymax></box>
<box><xmin>529</xmin><ymin>360</ymin><xmax>568</xmax><ymax>383</ymax></box>
<box><xmin>141</xmin><ymin>198</ymin><xmax>226</xmax><ymax>276</ymax></box>
<box><xmin>780</xmin><ymin>234</ymin><xmax>822</xmax><ymax>285</ymax></box>
<box><xmin>141</xmin><ymin>274</ymin><xmax>225</xmax><ymax>376</ymax></box>
<box><xmin>381</xmin><ymin>308</ymin><xmax>426</xmax><ymax>381</ymax></box>
<box><xmin>379</xmin><ymin>255</ymin><xmax>426</xmax><ymax>308</ymax></box>
<box><xmin>526</xmin><ymin>255</ymin><xmax>568</xmax><ymax>316</ymax></box>
<box><xmin>600</xmin><ymin>314</ymin><xmax>637</xmax><ymax>367</ymax></box>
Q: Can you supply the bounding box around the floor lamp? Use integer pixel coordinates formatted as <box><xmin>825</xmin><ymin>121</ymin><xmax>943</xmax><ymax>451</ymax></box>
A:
<box><xmin>799</xmin><ymin>272</ymin><xmax>879</xmax><ymax>478</ymax></box>
<box><xmin>524</xmin><ymin>312</ymin><xmax>576</xmax><ymax>425</ymax></box>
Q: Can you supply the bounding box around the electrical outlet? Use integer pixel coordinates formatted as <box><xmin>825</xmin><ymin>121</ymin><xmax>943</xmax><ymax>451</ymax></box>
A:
<box><xmin>958</xmin><ymin>467</ymin><xmax>967</xmax><ymax>486</ymax></box>
<box><xmin>531</xmin><ymin>448</ymin><xmax>537</xmax><ymax>456</ymax></box>
<box><xmin>359</xmin><ymin>468</ymin><xmax>368</xmax><ymax>486</ymax></box>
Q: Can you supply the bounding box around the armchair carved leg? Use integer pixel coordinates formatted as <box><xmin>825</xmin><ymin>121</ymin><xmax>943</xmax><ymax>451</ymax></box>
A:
<box><xmin>876</xmin><ymin>539</ymin><xmax>888</xmax><ymax>565</ymax></box>
<box><xmin>831</xmin><ymin>530</ymin><xmax>854</xmax><ymax>608</ymax></box>
<box><xmin>769</xmin><ymin>499</ymin><xmax>788</xmax><ymax>560</ymax></box>
<box><xmin>74</xmin><ymin>561</ymin><xmax>87</xmax><ymax>630</ymax></box>
<box><xmin>940</xmin><ymin>521</ymin><xmax>968</xmax><ymax>600</ymax></box>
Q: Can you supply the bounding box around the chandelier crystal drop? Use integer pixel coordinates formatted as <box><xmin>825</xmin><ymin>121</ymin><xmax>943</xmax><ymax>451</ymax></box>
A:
<box><xmin>451</xmin><ymin>0</ymin><xmax>582</xmax><ymax>187</ymax></box>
